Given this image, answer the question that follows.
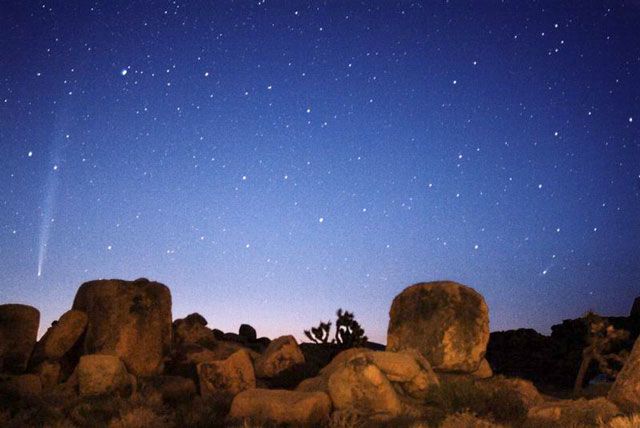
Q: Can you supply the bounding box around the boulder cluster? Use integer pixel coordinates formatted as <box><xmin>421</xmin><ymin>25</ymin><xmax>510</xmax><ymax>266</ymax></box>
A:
<box><xmin>1</xmin><ymin>278</ymin><xmax>639</xmax><ymax>426</ymax></box>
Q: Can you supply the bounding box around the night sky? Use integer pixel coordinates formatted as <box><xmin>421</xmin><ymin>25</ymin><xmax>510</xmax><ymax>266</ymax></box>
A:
<box><xmin>1</xmin><ymin>1</ymin><xmax>639</xmax><ymax>343</ymax></box>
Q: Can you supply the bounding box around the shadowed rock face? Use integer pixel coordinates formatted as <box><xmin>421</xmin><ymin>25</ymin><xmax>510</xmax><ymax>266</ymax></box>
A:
<box><xmin>609</xmin><ymin>336</ymin><xmax>640</xmax><ymax>412</ymax></box>
<box><xmin>30</xmin><ymin>309</ymin><xmax>87</xmax><ymax>364</ymax></box>
<box><xmin>387</xmin><ymin>281</ymin><xmax>489</xmax><ymax>373</ymax></box>
<box><xmin>72</xmin><ymin>278</ymin><xmax>172</xmax><ymax>376</ymax></box>
<box><xmin>0</xmin><ymin>304</ymin><xmax>40</xmax><ymax>374</ymax></box>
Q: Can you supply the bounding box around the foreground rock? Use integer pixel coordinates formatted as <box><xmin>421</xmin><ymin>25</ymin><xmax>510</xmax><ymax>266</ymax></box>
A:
<box><xmin>72</xmin><ymin>278</ymin><xmax>172</xmax><ymax>376</ymax></box>
<box><xmin>298</xmin><ymin>348</ymin><xmax>439</xmax><ymax>419</ymax></box>
<box><xmin>197</xmin><ymin>349</ymin><xmax>255</xmax><ymax>397</ymax></box>
<box><xmin>608</xmin><ymin>335</ymin><xmax>640</xmax><ymax>412</ymax></box>
<box><xmin>229</xmin><ymin>388</ymin><xmax>331</xmax><ymax>426</ymax></box>
<box><xmin>387</xmin><ymin>281</ymin><xmax>489</xmax><ymax>372</ymax></box>
<box><xmin>77</xmin><ymin>354</ymin><xmax>133</xmax><ymax>397</ymax></box>
<box><xmin>527</xmin><ymin>397</ymin><xmax>619</xmax><ymax>426</ymax></box>
<box><xmin>254</xmin><ymin>335</ymin><xmax>305</xmax><ymax>378</ymax></box>
<box><xmin>31</xmin><ymin>310</ymin><xmax>87</xmax><ymax>363</ymax></box>
<box><xmin>0</xmin><ymin>304</ymin><xmax>40</xmax><ymax>373</ymax></box>
<box><xmin>328</xmin><ymin>354</ymin><xmax>403</xmax><ymax>419</ymax></box>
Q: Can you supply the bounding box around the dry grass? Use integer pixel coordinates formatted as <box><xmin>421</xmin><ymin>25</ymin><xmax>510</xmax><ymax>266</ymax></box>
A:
<box><xmin>600</xmin><ymin>414</ymin><xmax>640</xmax><ymax>428</ymax></box>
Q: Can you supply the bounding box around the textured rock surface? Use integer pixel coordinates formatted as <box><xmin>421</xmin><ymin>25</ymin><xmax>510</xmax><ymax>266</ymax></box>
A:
<box><xmin>471</xmin><ymin>358</ymin><xmax>493</xmax><ymax>379</ymax></box>
<box><xmin>297</xmin><ymin>347</ymin><xmax>439</xmax><ymax>402</ymax></box>
<box><xmin>0</xmin><ymin>374</ymin><xmax>42</xmax><ymax>398</ymax></box>
<box><xmin>239</xmin><ymin>324</ymin><xmax>257</xmax><ymax>342</ymax></box>
<box><xmin>33</xmin><ymin>360</ymin><xmax>61</xmax><ymax>389</ymax></box>
<box><xmin>72</xmin><ymin>278</ymin><xmax>172</xmax><ymax>376</ymax></box>
<box><xmin>327</xmin><ymin>354</ymin><xmax>403</xmax><ymax>419</ymax></box>
<box><xmin>197</xmin><ymin>349</ymin><xmax>255</xmax><ymax>397</ymax></box>
<box><xmin>229</xmin><ymin>388</ymin><xmax>331</xmax><ymax>426</ymax></box>
<box><xmin>77</xmin><ymin>354</ymin><xmax>131</xmax><ymax>396</ymax></box>
<box><xmin>139</xmin><ymin>375</ymin><xmax>196</xmax><ymax>402</ymax></box>
<box><xmin>0</xmin><ymin>304</ymin><xmax>40</xmax><ymax>373</ymax></box>
<box><xmin>387</xmin><ymin>281</ymin><xmax>489</xmax><ymax>372</ymax></box>
<box><xmin>254</xmin><ymin>335</ymin><xmax>305</xmax><ymax>378</ymax></box>
<box><xmin>609</xmin><ymin>335</ymin><xmax>640</xmax><ymax>412</ymax></box>
<box><xmin>173</xmin><ymin>313</ymin><xmax>216</xmax><ymax>346</ymax></box>
<box><xmin>31</xmin><ymin>310</ymin><xmax>87</xmax><ymax>363</ymax></box>
<box><xmin>527</xmin><ymin>397</ymin><xmax>619</xmax><ymax>426</ymax></box>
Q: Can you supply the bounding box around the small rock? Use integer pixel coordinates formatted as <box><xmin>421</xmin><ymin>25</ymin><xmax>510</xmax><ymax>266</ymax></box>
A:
<box><xmin>239</xmin><ymin>324</ymin><xmax>257</xmax><ymax>342</ymax></box>
<box><xmin>527</xmin><ymin>397</ymin><xmax>619</xmax><ymax>426</ymax></box>
<box><xmin>229</xmin><ymin>388</ymin><xmax>331</xmax><ymax>426</ymax></box>
<box><xmin>77</xmin><ymin>354</ymin><xmax>132</xmax><ymax>396</ymax></box>
<box><xmin>197</xmin><ymin>349</ymin><xmax>255</xmax><ymax>397</ymax></box>
<box><xmin>471</xmin><ymin>358</ymin><xmax>493</xmax><ymax>379</ymax></box>
<box><xmin>173</xmin><ymin>313</ymin><xmax>216</xmax><ymax>347</ymax></box>
<box><xmin>0</xmin><ymin>304</ymin><xmax>40</xmax><ymax>373</ymax></box>
<box><xmin>255</xmin><ymin>335</ymin><xmax>305</xmax><ymax>378</ymax></box>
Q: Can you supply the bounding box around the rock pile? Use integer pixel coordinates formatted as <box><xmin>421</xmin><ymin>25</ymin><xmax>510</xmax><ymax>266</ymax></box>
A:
<box><xmin>0</xmin><ymin>277</ymin><xmax>637</xmax><ymax>427</ymax></box>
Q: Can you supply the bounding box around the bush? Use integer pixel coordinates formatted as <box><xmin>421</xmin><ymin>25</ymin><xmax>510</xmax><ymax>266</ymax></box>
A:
<box><xmin>424</xmin><ymin>378</ymin><xmax>527</xmax><ymax>425</ymax></box>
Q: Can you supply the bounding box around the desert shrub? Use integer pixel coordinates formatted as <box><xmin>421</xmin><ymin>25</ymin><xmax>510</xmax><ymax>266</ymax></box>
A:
<box><xmin>424</xmin><ymin>378</ymin><xmax>527</xmax><ymax>425</ymax></box>
<box><xmin>173</xmin><ymin>395</ymin><xmax>229</xmax><ymax>428</ymax></box>
<box><xmin>440</xmin><ymin>412</ymin><xmax>505</xmax><ymax>428</ymax></box>
<box><xmin>304</xmin><ymin>309</ymin><xmax>368</xmax><ymax>348</ymax></box>
<box><xmin>108</xmin><ymin>406</ymin><xmax>171</xmax><ymax>428</ymax></box>
<box><xmin>602</xmin><ymin>414</ymin><xmax>640</xmax><ymax>428</ymax></box>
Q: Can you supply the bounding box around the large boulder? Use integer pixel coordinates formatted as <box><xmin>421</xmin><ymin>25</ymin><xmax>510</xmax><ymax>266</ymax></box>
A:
<box><xmin>77</xmin><ymin>354</ymin><xmax>133</xmax><ymax>397</ymax></box>
<box><xmin>0</xmin><ymin>304</ymin><xmax>40</xmax><ymax>373</ymax></box>
<box><xmin>387</xmin><ymin>281</ymin><xmax>489</xmax><ymax>372</ymax></box>
<box><xmin>197</xmin><ymin>349</ymin><xmax>255</xmax><ymax>397</ymax></box>
<box><xmin>609</xmin><ymin>336</ymin><xmax>640</xmax><ymax>412</ymax></box>
<box><xmin>173</xmin><ymin>313</ymin><xmax>216</xmax><ymax>347</ymax></box>
<box><xmin>254</xmin><ymin>335</ymin><xmax>305</xmax><ymax>378</ymax></box>
<box><xmin>72</xmin><ymin>278</ymin><xmax>172</xmax><ymax>376</ymax></box>
<box><xmin>297</xmin><ymin>348</ymin><xmax>439</xmax><ymax>402</ymax></box>
<box><xmin>327</xmin><ymin>353</ymin><xmax>403</xmax><ymax>419</ymax></box>
<box><xmin>229</xmin><ymin>388</ymin><xmax>331</xmax><ymax>426</ymax></box>
<box><xmin>31</xmin><ymin>310</ymin><xmax>87</xmax><ymax>363</ymax></box>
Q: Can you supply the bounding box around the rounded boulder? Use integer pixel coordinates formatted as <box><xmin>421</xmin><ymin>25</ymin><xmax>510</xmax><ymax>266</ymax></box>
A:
<box><xmin>387</xmin><ymin>281</ymin><xmax>489</xmax><ymax>372</ymax></box>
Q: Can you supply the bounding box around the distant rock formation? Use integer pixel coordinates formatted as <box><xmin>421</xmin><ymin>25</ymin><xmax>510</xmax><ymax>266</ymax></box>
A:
<box><xmin>486</xmin><ymin>296</ymin><xmax>640</xmax><ymax>391</ymax></box>
<box><xmin>387</xmin><ymin>280</ymin><xmax>490</xmax><ymax>373</ymax></box>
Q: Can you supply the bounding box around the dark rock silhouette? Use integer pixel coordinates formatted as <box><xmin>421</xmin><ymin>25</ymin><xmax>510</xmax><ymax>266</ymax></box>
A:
<box><xmin>486</xmin><ymin>297</ymin><xmax>640</xmax><ymax>392</ymax></box>
<box><xmin>0</xmin><ymin>304</ymin><xmax>40</xmax><ymax>374</ymax></box>
<box><xmin>72</xmin><ymin>278</ymin><xmax>172</xmax><ymax>376</ymax></box>
<box><xmin>239</xmin><ymin>324</ymin><xmax>257</xmax><ymax>342</ymax></box>
<box><xmin>387</xmin><ymin>281</ymin><xmax>490</xmax><ymax>373</ymax></box>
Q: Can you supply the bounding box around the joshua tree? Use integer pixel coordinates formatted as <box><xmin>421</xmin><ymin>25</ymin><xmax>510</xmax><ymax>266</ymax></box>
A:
<box><xmin>573</xmin><ymin>311</ymin><xmax>629</xmax><ymax>395</ymax></box>
<box><xmin>304</xmin><ymin>321</ymin><xmax>332</xmax><ymax>344</ymax></box>
<box><xmin>334</xmin><ymin>309</ymin><xmax>368</xmax><ymax>348</ymax></box>
<box><xmin>304</xmin><ymin>308</ymin><xmax>368</xmax><ymax>348</ymax></box>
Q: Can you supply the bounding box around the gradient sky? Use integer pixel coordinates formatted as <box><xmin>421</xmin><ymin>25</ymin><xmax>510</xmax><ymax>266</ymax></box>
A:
<box><xmin>1</xmin><ymin>1</ymin><xmax>638</xmax><ymax>343</ymax></box>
